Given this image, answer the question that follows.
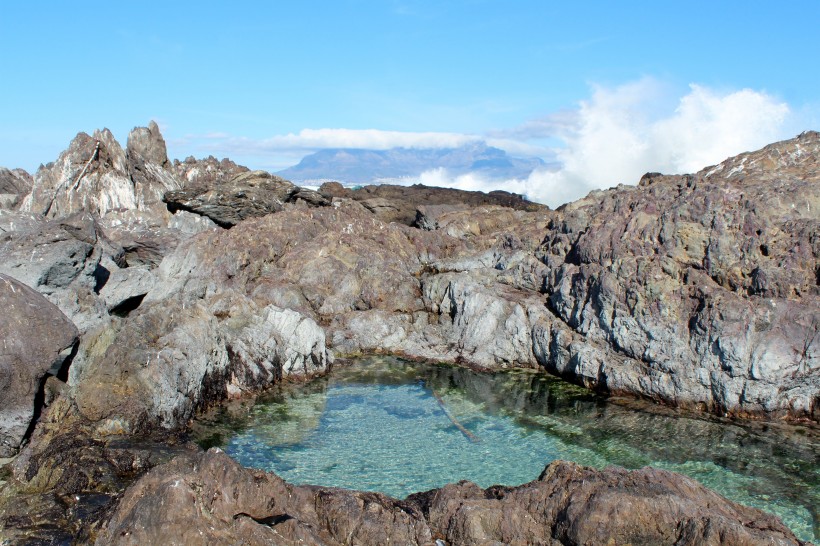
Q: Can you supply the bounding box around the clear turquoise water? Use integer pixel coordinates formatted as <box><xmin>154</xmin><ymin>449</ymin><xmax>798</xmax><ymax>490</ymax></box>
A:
<box><xmin>194</xmin><ymin>356</ymin><xmax>819</xmax><ymax>542</ymax></box>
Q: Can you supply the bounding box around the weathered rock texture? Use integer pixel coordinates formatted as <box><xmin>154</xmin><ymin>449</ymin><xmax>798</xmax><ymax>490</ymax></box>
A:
<box><xmin>138</xmin><ymin>132</ymin><xmax>819</xmax><ymax>421</ymax></box>
<box><xmin>0</xmin><ymin>167</ymin><xmax>32</xmax><ymax>210</ymax></box>
<box><xmin>0</xmin><ymin>401</ymin><xmax>197</xmax><ymax>545</ymax></box>
<box><xmin>319</xmin><ymin>180</ymin><xmax>547</xmax><ymax>225</ymax></box>
<box><xmin>0</xmin><ymin>274</ymin><xmax>78</xmax><ymax>456</ymax></box>
<box><xmin>0</xmin><ymin>124</ymin><xmax>817</xmax><ymax>544</ymax></box>
<box><xmin>163</xmin><ymin>170</ymin><xmax>312</xmax><ymax>227</ymax></box>
<box><xmin>173</xmin><ymin>154</ymin><xmax>249</xmax><ymax>188</ymax></box>
<box><xmin>95</xmin><ymin>449</ymin><xmax>805</xmax><ymax>546</ymax></box>
<box><xmin>535</xmin><ymin>132</ymin><xmax>820</xmax><ymax>418</ymax></box>
<box><xmin>1</xmin><ymin>126</ymin><xmax>815</xmax><ymax>447</ymax></box>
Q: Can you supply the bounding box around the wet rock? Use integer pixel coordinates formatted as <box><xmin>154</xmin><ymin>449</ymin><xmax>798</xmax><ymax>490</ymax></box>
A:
<box><xmin>0</xmin><ymin>401</ymin><xmax>198</xmax><ymax>544</ymax></box>
<box><xmin>96</xmin><ymin>450</ymin><xmax>804</xmax><ymax>545</ymax></box>
<box><xmin>0</xmin><ymin>274</ymin><xmax>78</xmax><ymax>457</ymax></box>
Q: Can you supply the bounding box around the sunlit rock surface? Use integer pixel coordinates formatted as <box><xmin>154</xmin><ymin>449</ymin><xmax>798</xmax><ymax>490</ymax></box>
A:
<box><xmin>0</xmin><ymin>274</ymin><xmax>77</xmax><ymax>457</ymax></box>
<box><xmin>95</xmin><ymin>449</ymin><xmax>804</xmax><ymax>546</ymax></box>
<box><xmin>0</xmin><ymin>125</ymin><xmax>816</xmax><ymax>543</ymax></box>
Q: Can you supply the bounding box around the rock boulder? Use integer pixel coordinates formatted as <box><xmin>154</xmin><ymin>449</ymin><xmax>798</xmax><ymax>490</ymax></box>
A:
<box><xmin>0</xmin><ymin>274</ymin><xmax>78</xmax><ymax>456</ymax></box>
<box><xmin>96</xmin><ymin>450</ymin><xmax>804</xmax><ymax>545</ymax></box>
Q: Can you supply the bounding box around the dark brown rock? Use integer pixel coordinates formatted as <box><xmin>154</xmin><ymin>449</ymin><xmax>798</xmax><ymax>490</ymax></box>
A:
<box><xmin>0</xmin><ymin>400</ymin><xmax>197</xmax><ymax>545</ymax></box>
<box><xmin>95</xmin><ymin>450</ymin><xmax>805</xmax><ymax>545</ymax></box>
<box><xmin>536</xmin><ymin>131</ymin><xmax>820</xmax><ymax>419</ymax></box>
<box><xmin>0</xmin><ymin>274</ymin><xmax>78</xmax><ymax>456</ymax></box>
<box><xmin>162</xmin><ymin>170</ymin><xmax>296</xmax><ymax>227</ymax></box>
<box><xmin>318</xmin><ymin>181</ymin><xmax>547</xmax><ymax>225</ymax></box>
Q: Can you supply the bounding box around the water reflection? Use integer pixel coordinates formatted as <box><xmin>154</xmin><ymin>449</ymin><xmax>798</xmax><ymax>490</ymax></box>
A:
<box><xmin>193</xmin><ymin>356</ymin><xmax>819</xmax><ymax>541</ymax></box>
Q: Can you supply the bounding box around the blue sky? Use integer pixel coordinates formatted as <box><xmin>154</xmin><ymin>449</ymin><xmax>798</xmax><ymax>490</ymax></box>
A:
<box><xmin>2</xmin><ymin>1</ymin><xmax>818</xmax><ymax>205</ymax></box>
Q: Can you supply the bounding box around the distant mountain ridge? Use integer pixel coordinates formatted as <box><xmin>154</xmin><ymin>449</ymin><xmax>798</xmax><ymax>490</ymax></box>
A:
<box><xmin>276</xmin><ymin>142</ymin><xmax>547</xmax><ymax>183</ymax></box>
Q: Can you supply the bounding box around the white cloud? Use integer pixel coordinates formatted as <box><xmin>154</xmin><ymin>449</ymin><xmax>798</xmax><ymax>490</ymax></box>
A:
<box><xmin>175</xmin><ymin>80</ymin><xmax>792</xmax><ymax>208</ymax></box>
<box><xmin>219</xmin><ymin>128</ymin><xmax>482</xmax><ymax>152</ymax></box>
<box><xmin>411</xmin><ymin>80</ymin><xmax>791</xmax><ymax>208</ymax></box>
<box><xmin>530</xmin><ymin>80</ymin><xmax>790</xmax><ymax>207</ymax></box>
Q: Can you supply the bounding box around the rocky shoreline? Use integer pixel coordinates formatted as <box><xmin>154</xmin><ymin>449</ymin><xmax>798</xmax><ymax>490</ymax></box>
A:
<box><xmin>0</xmin><ymin>123</ymin><xmax>817</xmax><ymax>544</ymax></box>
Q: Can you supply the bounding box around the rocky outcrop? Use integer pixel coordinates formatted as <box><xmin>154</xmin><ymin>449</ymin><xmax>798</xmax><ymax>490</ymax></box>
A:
<box><xmin>318</xmin><ymin>181</ymin><xmax>547</xmax><ymax>225</ymax></box>
<box><xmin>18</xmin><ymin>123</ymin><xmax>217</xmax><ymax>273</ymax></box>
<box><xmin>535</xmin><ymin>131</ymin><xmax>820</xmax><ymax>419</ymax></box>
<box><xmin>0</xmin><ymin>404</ymin><xmax>197</xmax><ymax>545</ymax></box>
<box><xmin>163</xmin><ymin>170</ymin><xmax>293</xmax><ymax>227</ymax></box>
<box><xmin>0</xmin><ymin>274</ymin><xmax>78</xmax><ymax>457</ymax></box>
<box><xmin>141</xmin><ymin>130</ymin><xmax>819</xmax><ymax>419</ymax></box>
<box><xmin>22</xmin><ymin>121</ymin><xmax>181</xmax><ymax>221</ymax></box>
<box><xmin>173</xmin><ymin>154</ymin><xmax>249</xmax><ymax>187</ymax></box>
<box><xmin>0</xmin><ymin>124</ymin><xmax>817</xmax><ymax>544</ymax></box>
<box><xmin>0</xmin><ymin>167</ymin><xmax>32</xmax><ymax>210</ymax></box>
<box><xmin>163</xmin><ymin>170</ymin><xmax>330</xmax><ymax>227</ymax></box>
<box><xmin>95</xmin><ymin>449</ymin><xmax>805</xmax><ymax>545</ymax></box>
<box><xmin>67</xmin><ymin>294</ymin><xmax>331</xmax><ymax>434</ymax></box>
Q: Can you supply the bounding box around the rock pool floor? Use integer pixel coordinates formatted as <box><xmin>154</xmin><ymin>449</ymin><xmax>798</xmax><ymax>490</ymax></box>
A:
<box><xmin>193</xmin><ymin>356</ymin><xmax>819</xmax><ymax>542</ymax></box>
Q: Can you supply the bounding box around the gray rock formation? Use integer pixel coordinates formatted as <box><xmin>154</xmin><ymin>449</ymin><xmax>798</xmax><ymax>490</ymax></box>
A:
<box><xmin>0</xmin><ymin>124</ymin><xmax>817</xmax><ymax>544</ymax></box>
<box><xmin>69</xmin><ymin>295</ymin><xmax>331</xmax><ymax>434</ymax></box>
<box><xmin>22</xmin><ymin>122</ymin><xmax>180</xmax><ymax>221</ymax></box>
<box><xmin>163</xmin><ymin>169</ymin><xmax>330</xmax><ymax>227</ymax></box>
<box><xmin>95</xmin><ymin>449</ymin><xmax>804</xmax><ymax>545</ymax></box>
<box><xmin>173</xmin><ymin>154</ymin><xmax>249</xmax><ymax>187</ymax></box>
<box><xmin>0</xmin><ymin>167</ymin><xmax>33</xmax><ymax>210</ymax></box>
<box><xmin>140</xmin><ymin>130</ymin><xmax>820</xmax><ymax>419</ymax></box>
<box><xmin>535</xmin><ymin>131</ymin><xmax>820</xmax><ymax>418</ymax></box>
<box><xmin>162</xmin><ymin>170</ymin><xmax>293</xmax><ymax>227</ymax></box>
<box><xmin>0</xmin><ymin>274</ymin><xmax>78</xmax><ymax>456</ymax></box>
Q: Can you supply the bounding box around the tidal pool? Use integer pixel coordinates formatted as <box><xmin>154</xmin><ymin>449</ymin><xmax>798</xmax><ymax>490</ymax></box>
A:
<box><xmin>193</xmin><ymin>356</ymin><xmax>819</xmax><ymax>541</ymax></box>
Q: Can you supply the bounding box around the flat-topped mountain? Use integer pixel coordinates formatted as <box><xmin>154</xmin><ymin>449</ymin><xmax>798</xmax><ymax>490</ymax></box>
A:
<box><xmin>276</xmin><ymin>141</ymin><xmax>548</xmax><ymax>183</ymax></box>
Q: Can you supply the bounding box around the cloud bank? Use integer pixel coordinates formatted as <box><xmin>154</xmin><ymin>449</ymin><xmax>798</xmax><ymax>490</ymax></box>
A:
<box><xmin>421</xmin><ymin>80</ymin><xmax>792</xmax><ymax>208</ymax></box>
<box><xmin>200</xmin><ymin>128</ymin><xmax>480</xmax><ymax>153</ymax></box>
<box><xmin>181</xmin><ymin>79</ymin><xmax>793</xmax><ymax>209</ymax></box>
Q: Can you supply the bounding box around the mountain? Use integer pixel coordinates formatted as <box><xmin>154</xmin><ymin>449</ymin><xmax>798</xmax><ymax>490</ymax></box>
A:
<box><xmin>276</xmin><ymin>141</ymin><xmax>547</xmax><ymax>183</ymax></box>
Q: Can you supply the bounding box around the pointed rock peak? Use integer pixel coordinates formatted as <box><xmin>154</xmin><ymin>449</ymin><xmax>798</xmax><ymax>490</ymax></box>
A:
<box><xmin>53</xmin><ymin>129</ymin><xmax>125</xmax><ymax>174</ymax></box>
<box><xmin>126</xmin><ymin>120</ymin><xmax>169</xmax><ymax>167</ymax></box>
<box><xmin>90</xmin><ymin>128</ymin><xmax>127</xmax><ymax>173</ymax></box>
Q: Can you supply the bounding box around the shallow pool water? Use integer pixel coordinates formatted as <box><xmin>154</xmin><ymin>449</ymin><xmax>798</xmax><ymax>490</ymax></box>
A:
<box><xmin>194</xmin><ymin>357</ymin><xmax>819</xmax><ymax>541</ymax></box>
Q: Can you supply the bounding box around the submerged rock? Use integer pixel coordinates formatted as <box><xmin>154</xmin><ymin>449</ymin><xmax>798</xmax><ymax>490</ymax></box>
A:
<box><xmin>96</xmin><ymin>449</ymin><xmax>805</xmax><ymax>545</ymax></box>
